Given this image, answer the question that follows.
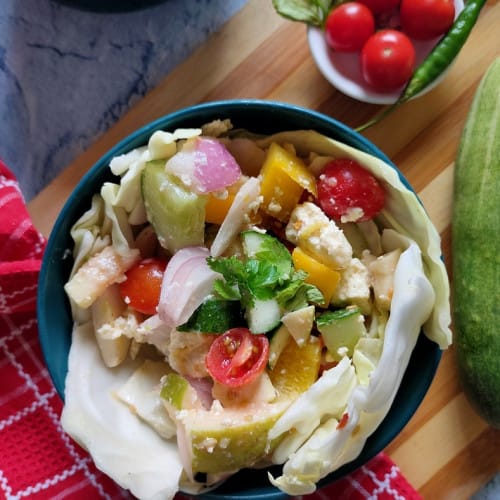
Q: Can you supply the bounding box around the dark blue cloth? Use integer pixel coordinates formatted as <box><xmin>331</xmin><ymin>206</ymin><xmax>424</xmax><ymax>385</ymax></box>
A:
<box><xmin>0</xmin><ymin>0</ymin><xmax>247</xmax><ymax>201</ymax></box>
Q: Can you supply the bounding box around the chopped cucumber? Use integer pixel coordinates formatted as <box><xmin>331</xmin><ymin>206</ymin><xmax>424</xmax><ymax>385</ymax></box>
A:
<box><xmin>246</xmin><ymin>297</ymin><xmax>281</xmax><ymax>334</ymax></box>
<box><xmin>241</xmin><ymin>230</ymin><xmax>292</xmax><ymax>277</ymax></box>
<box><xmin>141</xmin><ymin>160</ymin><xmax>207</xmax><ymax>254</ymax></box>
<box><xmin>316</xmin><ymin>306</ymin><xmax>367</xmax><ymax>361</ymax></box>
<box><xmin>241</xmin><ymin>230</ymin><xmax>269</xmax><ymax>256</ymax></box>
<box><xmin>177</xmin><ymin>298</ymin><xmax>244</xmax><ymax>333</ymax></box>
<box><xmin>160</xmin><ymin>372</ymin><xmax>201</xmax><ymax>411</ymax></box>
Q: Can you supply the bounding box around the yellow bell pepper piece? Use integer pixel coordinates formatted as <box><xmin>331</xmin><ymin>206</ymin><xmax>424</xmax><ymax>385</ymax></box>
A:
<box><xmin>260</xmin><ymin>143</ymin><xmax>317</xmax><ymax>222</ymax></box>
<box><xmin>205</xmin><ymin>192</ymin><xmax>235</xmax><ymax>224</ymax></box>
<box><xmin>292</xmin><ymin>246</ymin><xmax>341</xmax><ymax>304</ymax></box>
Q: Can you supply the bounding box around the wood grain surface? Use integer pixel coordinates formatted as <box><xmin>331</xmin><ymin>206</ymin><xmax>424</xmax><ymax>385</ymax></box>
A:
<box><xmin>28</xmin><ymin>0</ymin><xmax>500</xmax><ymax>497</ymax></box>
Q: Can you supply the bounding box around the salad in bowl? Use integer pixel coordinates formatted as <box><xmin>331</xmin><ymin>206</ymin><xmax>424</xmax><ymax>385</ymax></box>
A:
<box><xmin>41</xmin><ymin>101</ymin><xmax>451</xmax><ymax>499</ymax></box>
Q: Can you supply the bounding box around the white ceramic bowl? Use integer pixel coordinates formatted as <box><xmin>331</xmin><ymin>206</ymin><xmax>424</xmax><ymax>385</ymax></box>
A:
<box><xmin>308</xmin><ymin>0</ymin><xmax>464</xmax><ymax>104</ymax></box>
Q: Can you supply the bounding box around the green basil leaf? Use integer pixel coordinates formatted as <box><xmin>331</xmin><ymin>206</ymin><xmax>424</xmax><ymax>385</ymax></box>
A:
<box><xmin>272</xmin><ymin>0</ymin><xmax>332</xmax><ymax>26</ymax></box>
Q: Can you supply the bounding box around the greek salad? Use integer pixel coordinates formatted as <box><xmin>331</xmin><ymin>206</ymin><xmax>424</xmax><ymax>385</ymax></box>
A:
<box><xmin>62</xmin><ymin>120</ymin><xmax>451</xmax><ymax>499</ymax></box>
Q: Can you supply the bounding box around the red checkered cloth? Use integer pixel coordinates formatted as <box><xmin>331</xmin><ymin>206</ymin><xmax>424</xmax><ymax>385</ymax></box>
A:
<box><xmin>0</xmin><ymin>159</ymin><xmax>422</xmax><ymax>500</ymax></box>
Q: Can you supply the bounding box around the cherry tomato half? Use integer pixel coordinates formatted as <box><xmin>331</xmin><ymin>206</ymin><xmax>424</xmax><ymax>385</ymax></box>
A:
<box><xmin>360</xmin><ymin>29</ymin><xmax>416</xmax><ymax>91</ymax></box>
<box><xmin>325</xmin><ymin>2</ymin><xmax>375</xmax><ymax>53</ymax></box>
<box><xmin>357</xmin><ymin>0</ymin><xmax>401</xmax><ymax>14</ymax></box>
<box><xmin>400</xmin><ymin>0</ymin><xmax>455</xmax><ymax>40</ymax></box>
<box><xmin>206</xmin><ymin>328</ymin><xmax>270</xmax><ymax>388</ymax></box>
<box><xmin>317</xmin><ymin>159</ymin><xmax>385</xmax><ymax>222</ymax></box>
<box><xmin>119</xmin><ymin>258</ymin><xmax>167</xmax><ymax>315</ymax></box>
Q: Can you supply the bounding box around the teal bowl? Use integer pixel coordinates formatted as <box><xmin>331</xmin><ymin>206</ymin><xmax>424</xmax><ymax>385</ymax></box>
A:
<box><xmin>37</xmin><ymin>99</ymin><xmax>441</xmax><ymax>499</ymax></box>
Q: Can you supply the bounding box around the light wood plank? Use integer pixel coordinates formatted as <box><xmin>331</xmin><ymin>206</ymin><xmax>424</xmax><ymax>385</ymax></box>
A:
<box><xmin>389</xmin><ymin>393</ymin><xmax>489</xmax><ymax>489</ymax></box>
<box><xmin>420</xmin><ymin>427</ymin><xmax>500</xmax><ymax>499</ymax></box>
<box><xmin>419</xmin><ymin>165</ymin><xmax>454</xmax><ymax>233</ymax></box>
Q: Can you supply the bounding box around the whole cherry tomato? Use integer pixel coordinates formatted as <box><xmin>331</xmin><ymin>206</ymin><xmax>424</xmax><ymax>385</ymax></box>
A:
<box><xmin>325</xmin><ymin>2</ymin><xmax>375</xmax><ymax>52</ymax></box>
<box><xmin>205</xmin><ymin>328</ymin><xmax>269</xmax><ymax>388</ymax></box>
<box><xmin>357</xmin><ymin>0</ymin><xmax>401</xmax><ymax>14</ymax></box>
<box><xmin>360</xmin><ymin>29</ymin><xmax>416</xmax><ymax>91</ymax></box>
<box><xmin>400</xmin><ymin>0</ymin><xmax>455</xmax><ymax>40</ymax></box>
<box><xmin>317</xmin><ymin>159</ymin><xmax>385</xmax><ymax>222</ymax></box>
<box><xmin>119</xmin><ymin>258</ymin><xmax>167</xmax><ymax>315</ymax></box>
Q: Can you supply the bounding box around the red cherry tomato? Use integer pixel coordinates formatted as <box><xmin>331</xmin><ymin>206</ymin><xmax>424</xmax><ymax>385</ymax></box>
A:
<box><xmin>325</xmin><ymin>2</ymin><xmax>375</xmax><ymax>52</ymax></box>
<box><xmin>119</xmin><ymin>258</ymin><xmax>167</xmax><ymax>315</ymax></box>
<box><xmin>360</xmin><ymin>29</ymin><xmax>416</xmax><ymax>91</ymax></box>
<box><xmin>357</xmin><ymin>0</ymin><xmax>401</xmax><ymax>14</ymax></box>
<box><xmin>317</xmin><ymin>159</ymin><xmax>385</xmax><ymax>222</ymax></box>
<box><xmin>206</xmin><ymin>328</ymin><xmax>270</xmax><ymax>388</ymax></box>
<box><xmin>400</xmin><ymin>0</ymin><xmax>455</xmax><ymax>40</ymax></box>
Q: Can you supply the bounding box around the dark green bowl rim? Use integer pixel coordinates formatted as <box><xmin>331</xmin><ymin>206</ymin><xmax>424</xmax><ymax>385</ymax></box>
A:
<box><xmin>37</xmin><ymin>99</ymin><xmax>441</xmax><ymax>500</ymax></box>
<box><xmin>52</xmin><ymin>0</ymin><xmax>168</xmax><ymax>13</ymax></box>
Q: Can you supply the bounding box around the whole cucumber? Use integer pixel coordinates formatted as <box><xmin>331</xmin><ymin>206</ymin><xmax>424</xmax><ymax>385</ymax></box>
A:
<box><xmin>452</xmin><ymin>57</ymin><xmax>500</xmax><ymax>428</ymax></box>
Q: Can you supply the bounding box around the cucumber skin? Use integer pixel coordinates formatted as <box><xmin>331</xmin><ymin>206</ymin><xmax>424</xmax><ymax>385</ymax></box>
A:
<box><xmin>141</xmin><ymin>160</ymin><xmax>206</xmax><ymax>254</ymax></box>
<box><xmin>452</xmin><ymin>58</ymin><xmax>500</xmax><ymax>428</ymax></box>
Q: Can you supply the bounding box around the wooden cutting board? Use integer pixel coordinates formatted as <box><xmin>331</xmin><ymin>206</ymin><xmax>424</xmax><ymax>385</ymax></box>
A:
<box><xmin>28</xmin><ymin>0</ymin><xmax>500</xmax><ymax>497</ymax></box>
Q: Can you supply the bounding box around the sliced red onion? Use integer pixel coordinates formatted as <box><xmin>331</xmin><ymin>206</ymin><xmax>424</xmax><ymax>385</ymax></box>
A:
<box><xmin>185</xmin><ymin>376</ymin><xmax>214</xmax><ymax>410</ymax></box>
<box><xmin>157</xmin><ymin>246</ymin><xmax>221</xmax><ymax>328</ymax></box>
<box><xmin>165</xmin><ymin>137</ymin><xmax>241</xmax><ymax>195</ymax></box>
<box><xmin>160</xmin><ymin>246</ymin><xmax>208</xmax><ymax>288</ymax></box>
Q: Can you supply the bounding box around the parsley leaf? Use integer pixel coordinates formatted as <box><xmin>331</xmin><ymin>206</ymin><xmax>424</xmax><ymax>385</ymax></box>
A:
<box><xmin>245</xmin><ymin>259</ymin><xmax>281</xmax><ymax>298</ymax></box>
<box><xmin>213</xmin><ymin>280</ymin><xmax>241</xmax><ymax>301</ymax></box>
<box><xmin>207</xmin><ymin>231</ymin><xmax>325</xmax><ymax>314</ymax></box>
<box><xmin>275</xmin><ymin>270</ymin><xmax>325</xmax><ymax>310</ymax></box>
<box><xmin>246</xmin><ymin>232</ymin><xmax>293</xmax><ymax>279</ymax></box>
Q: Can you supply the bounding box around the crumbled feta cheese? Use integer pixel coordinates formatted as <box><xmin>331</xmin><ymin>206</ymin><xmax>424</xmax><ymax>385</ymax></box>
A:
<box><xmin>97</xmin><ymin>312</ymin><xmax>139</xmax><ymax>340</ymax></box>
<box><xmin>201</xmin><ymin>119</ymin><xmax>232</xmax><ymax>137</ymax></box>
<box><xmin>331</xmin><ymin>257</ymin><xmax>371</xmax><ymax>314</ymax></box>
<box><xmin>210</xmin><ymin>400</ymin><xmax>224</xmax><ymax>414</ymax></box>
<box><xmin>267</xmin><ymin>201</ymin><xmax>282</xmax><ymax>214</ymax></box>
<box><xmin>367</xmin><ymin>248</ymin><xmax>402</xmax><ymax>311</ymax></box>
<box><xmin>196</xmin><ymin>437</ymin><xmax>218</xmax><ymax>453</ymax></box>
<box><xmin>341</xmin><ymin>207</ymin><xmax>365</xmax><ymax>223</ymax></box>
<box><xmin>337</xmin><ymin>346</ymin><xmax>349</xmax><ymax>358</ymax></box>
<box><xmin>212</xmin><ymin>188</ymin><xmax>229</xmax><ymax>200</ymax></box>
<box><xmin>285</xmin><ymin>202</ymin><xmax>352</xmax><ymax>269</ymax></box>
<box><xmin>219</xmin><ymin>437</ymin><xmax>231</xmax><ymax>449</ymax></box>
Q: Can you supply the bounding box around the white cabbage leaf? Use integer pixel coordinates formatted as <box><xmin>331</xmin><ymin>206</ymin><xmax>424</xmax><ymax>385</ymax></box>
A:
<box><xmin>115</xmin><ymin>359</ymin><xmax>176</xmax><ymax>439</ymax></box>
<box><xmin>147</xmin><ymin>128</ymin><xmax>201</xmax><ymax>160</ymax></box>
<box><xmin>61</xmin><ymin>322</ymin><xmax>183</xmax><ymax>500</ymax></box>
<box><xmin>68</xmin><ymin>194</ymin><xmax>109</xmax><ymax>280</ymax></box>
<box><xmin>269</xmin><ymin>356</ymin><xmax>357</xmax><ymax>465</ymax></box>
<box><xmin>108</xmin><ymin>146</ymin><xmax>149</xmax><ymax>224</ymax></box>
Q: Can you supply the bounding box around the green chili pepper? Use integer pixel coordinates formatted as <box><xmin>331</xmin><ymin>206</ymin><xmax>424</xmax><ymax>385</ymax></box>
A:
<box><xmin>356</xmin><ymin>0</ymin><xmax>488</xmax><ymax>132</ymax></box>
